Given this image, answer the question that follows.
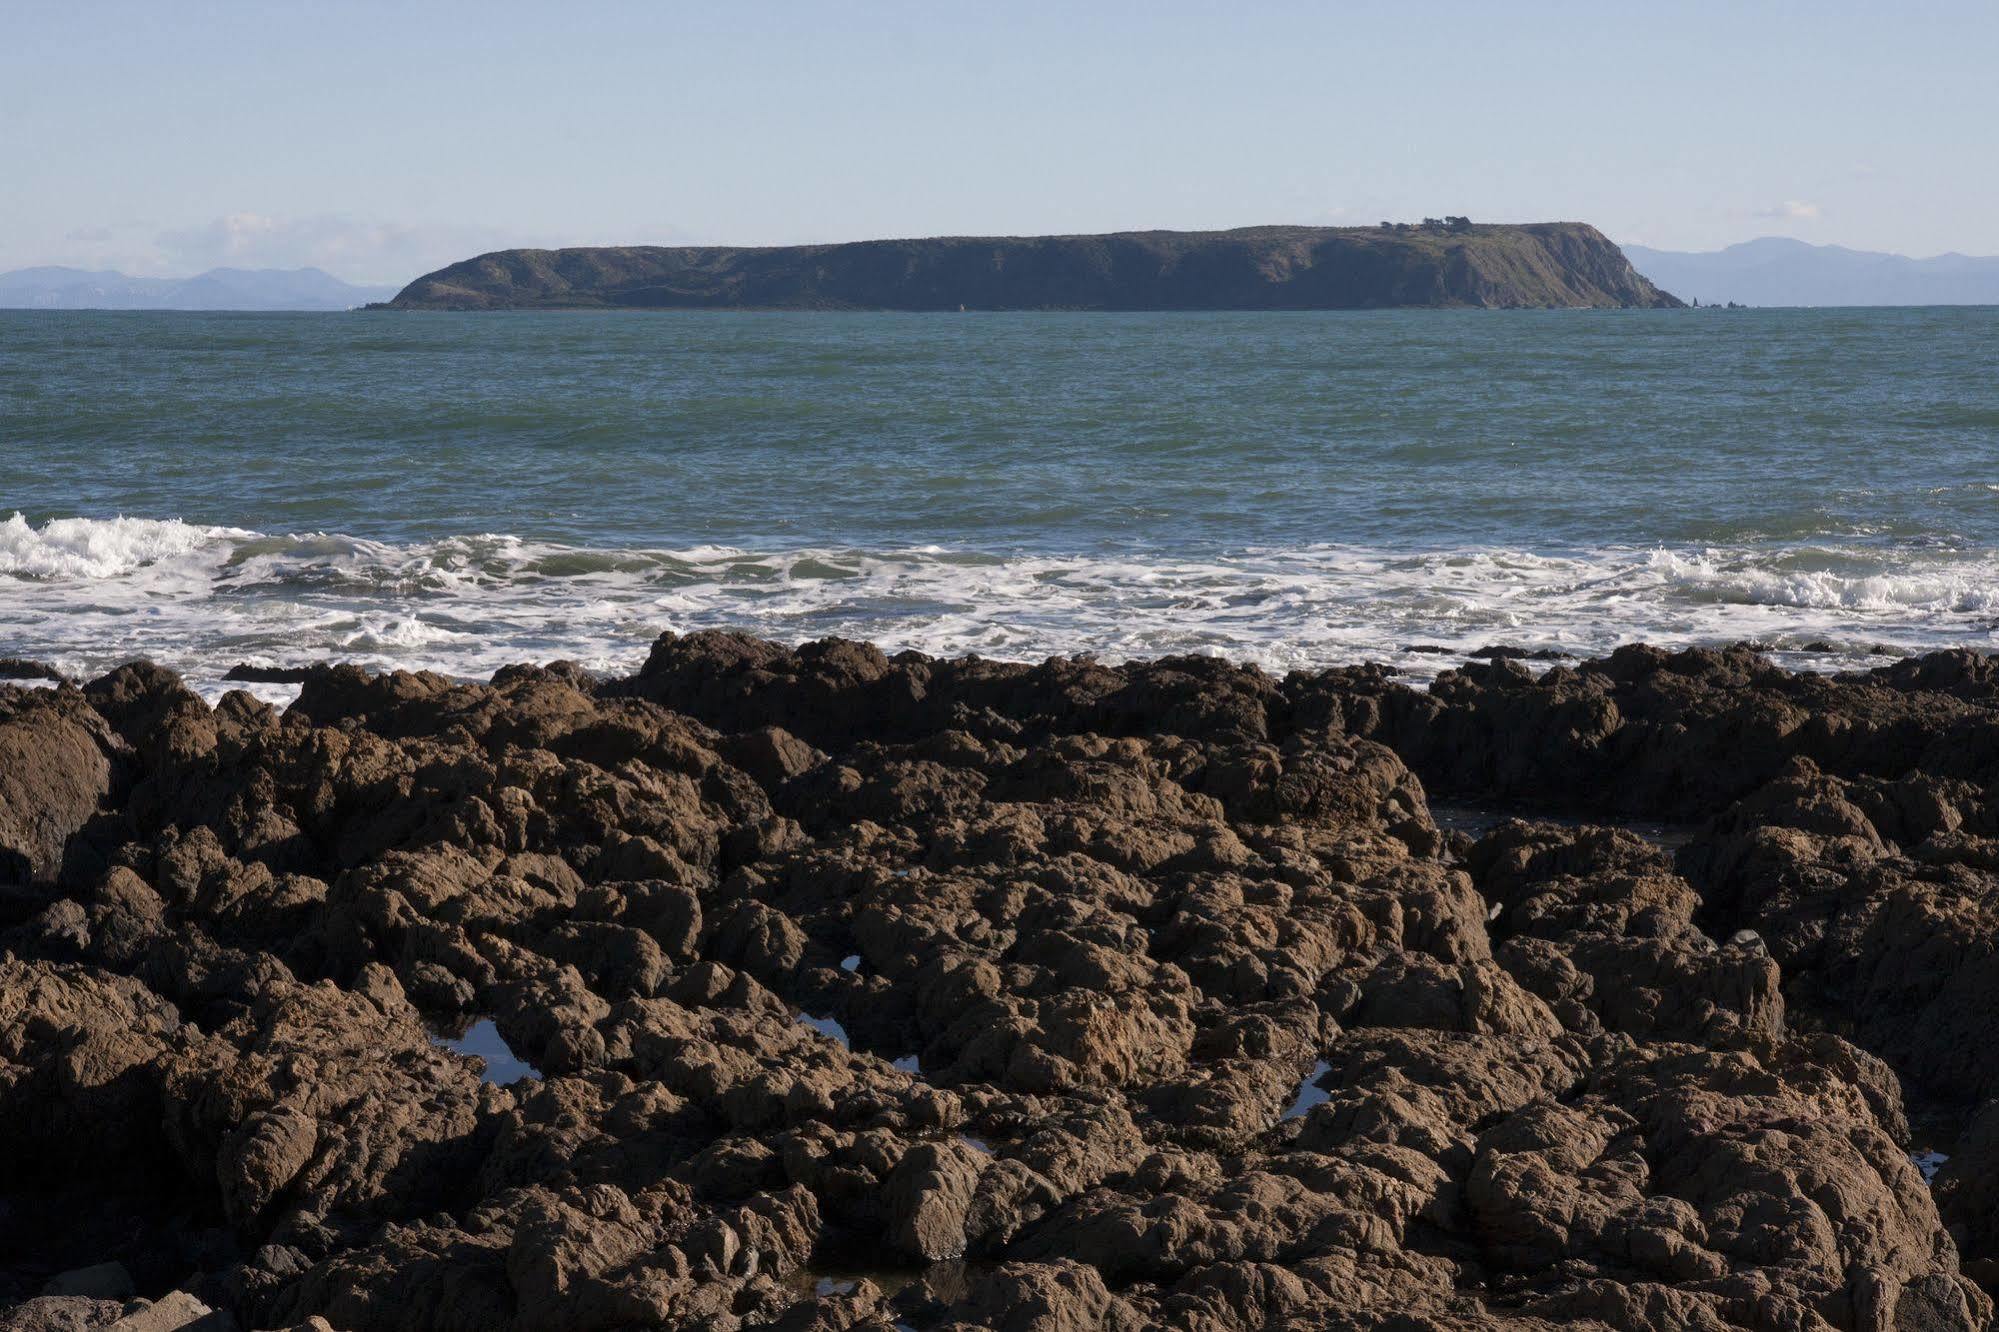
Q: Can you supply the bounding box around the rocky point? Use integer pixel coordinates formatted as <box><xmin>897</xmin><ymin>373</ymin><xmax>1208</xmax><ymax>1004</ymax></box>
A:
<box><xmin>0</xmin><ymin>634</ymin><xmax>1994</xmax><ymax>1331</ymax></box>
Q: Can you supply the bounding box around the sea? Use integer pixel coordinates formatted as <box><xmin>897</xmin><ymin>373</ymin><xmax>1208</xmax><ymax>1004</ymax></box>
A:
<box><xmin>3</xmin><ymin>307</ymin><xmax>1997</xmax><ymax>701</ymax></box>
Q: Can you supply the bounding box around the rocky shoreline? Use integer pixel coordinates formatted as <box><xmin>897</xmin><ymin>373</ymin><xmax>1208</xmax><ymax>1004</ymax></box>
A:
<box><xmin>3</xmin><ymin>633</ymin><xmax>1996</xmax><ymax>1330</ymax></box>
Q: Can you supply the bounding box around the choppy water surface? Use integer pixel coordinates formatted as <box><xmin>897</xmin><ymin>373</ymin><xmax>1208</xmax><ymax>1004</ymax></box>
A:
<box><xmin>1</xmin><ymin>307</ymin><xmax>1995</xmax><ymax>694</ymax></box>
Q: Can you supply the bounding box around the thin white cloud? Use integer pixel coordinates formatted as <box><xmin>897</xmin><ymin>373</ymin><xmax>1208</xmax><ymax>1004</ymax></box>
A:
<box><xmin>14</xmin><ymin>221</ymin><xmax>162</xmax><ymax>272</ymax></box>
<box><xmin>1755</xmin><ymin>200</ymin><xmax>1822</xmax><ymax>220</ymax></box>
<box><xmin>7</xmin><ymin>214</ymin><xmax>705</xmax><ymax>283</ymax></box>
<box><xmin>153</xmin><ymin>213</ymin><xmax>520</xmax><ymax>285</ymax></box>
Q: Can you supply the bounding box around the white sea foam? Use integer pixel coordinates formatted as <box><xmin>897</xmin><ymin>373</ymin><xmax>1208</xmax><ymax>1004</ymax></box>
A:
<box><xmin>0</xmin><ymin>513</ymin><xmax>250</xmax><ymax>579</ymax></box>
<box><xmin>2</xmin><ymin>515</ymin><xmax>1996</xmax><ymax>700</ymax></box>
<box><xmin>1651</xmin><ymin>549</ymin><xmax>1999</xmax><ymax>613</ymax></box>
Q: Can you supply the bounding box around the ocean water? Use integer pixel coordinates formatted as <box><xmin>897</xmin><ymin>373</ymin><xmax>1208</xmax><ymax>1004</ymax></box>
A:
<box><xmin>2</xmin><ymin>307</ymin><xmax>1996</xmax><ymax>697</ymax></box>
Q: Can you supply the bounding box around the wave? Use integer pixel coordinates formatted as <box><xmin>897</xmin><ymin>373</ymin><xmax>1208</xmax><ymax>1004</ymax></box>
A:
<box><xmin>1648</xmin><ymin>549</ymin><xmax>1999</xmax><ymax>613</ymax></box>
<box><xmin>2</xmin><ymin>515</ymin><xmax>1995</xmax><ymax>699</ymax></box>
<box><xmin>0</xmin><ymin>513</ymin><xmax>254</xmax><ymax>579</ymax></box>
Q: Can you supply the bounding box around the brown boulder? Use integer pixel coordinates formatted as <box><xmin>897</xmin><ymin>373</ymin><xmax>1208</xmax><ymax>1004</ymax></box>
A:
<box><xmin>0</xmin><ymin>704</ymin><xmax>112</xmax><ymax>882</ymax></box>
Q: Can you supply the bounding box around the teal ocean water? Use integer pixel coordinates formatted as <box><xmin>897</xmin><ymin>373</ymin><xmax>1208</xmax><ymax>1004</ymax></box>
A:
<box><xmin>2</xmin><ymin>307</ymin><xmax>1996</xmax><ymax>695</ymax></box>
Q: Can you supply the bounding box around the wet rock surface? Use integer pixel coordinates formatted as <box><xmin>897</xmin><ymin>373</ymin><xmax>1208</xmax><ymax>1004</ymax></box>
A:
<box><xmin>0</xmin><ymin>633</ymin><xmax>1995</xmax><ymax>1329</ymax></box>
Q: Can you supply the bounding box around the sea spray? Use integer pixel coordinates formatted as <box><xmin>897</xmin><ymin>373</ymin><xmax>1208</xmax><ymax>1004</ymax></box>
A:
<box><xmin>3</xmin><ymin>514</ymin><xmax>1996</xmax><ymax>698</ymax></box>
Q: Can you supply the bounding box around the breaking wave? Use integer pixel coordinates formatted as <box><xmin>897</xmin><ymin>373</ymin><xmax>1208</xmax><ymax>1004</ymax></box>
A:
<box><xmin>0</xmin><ymin>513</ymin><xmax>255</xmax><ymax>580</ymax></box>
<box><xmin>3</xmin><ymin>515</ymin><xmax>1996</xmax><ymax>700</ymax></box>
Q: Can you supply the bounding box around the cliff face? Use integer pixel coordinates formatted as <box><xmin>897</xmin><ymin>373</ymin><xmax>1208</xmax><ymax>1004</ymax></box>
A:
<box><xmin>383</xmin><ymin>223</ymin><xmax>1682</xmax><ymax>311</ymax></box>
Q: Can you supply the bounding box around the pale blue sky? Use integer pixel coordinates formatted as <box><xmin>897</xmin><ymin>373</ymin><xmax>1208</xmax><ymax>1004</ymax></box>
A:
<box><xmin>5</xmin><ymin>1</ymin><xmax>1994</xmax><ymax>282</ymax></box>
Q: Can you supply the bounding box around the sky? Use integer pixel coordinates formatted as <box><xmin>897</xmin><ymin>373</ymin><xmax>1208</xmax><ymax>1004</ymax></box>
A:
<box><xmin>5</xmin><ymin>1</ymin><xmax>1996</xmax><ymax>284</ymax></box>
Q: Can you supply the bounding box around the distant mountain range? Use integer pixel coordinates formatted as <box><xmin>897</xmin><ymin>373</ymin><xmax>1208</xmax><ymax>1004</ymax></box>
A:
<box><xmin>17</xmin><ymin>238</ymin><xmax>1995</xmax><ymax>311</ymax></box>
<box><xmin>1622</xmin><ymin>238</ymin><xmax>1999</xmax><ymax>307</ymax></box>
<box><xmin>0</xmin><ymin>266</ymin><xmax>398</xmax><ymax>311</ymax></box>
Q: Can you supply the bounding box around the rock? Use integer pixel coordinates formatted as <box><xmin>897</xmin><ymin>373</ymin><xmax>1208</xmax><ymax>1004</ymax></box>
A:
<box><xmin>1936</xmin><ymin>1099</ymin><xmax>1999</xmax><ymax>1292</ymax></box>
<box><xmin>0</xmin><ymin>658</ymin><xmax>67</xmax><ymax>682</ymax></box>
<box><xmin>216</xmin><ymin>1107</ymin><xmax>319</xmax><ymax>1229</ymax></box>
<box><xmin>0</xmin><ymin>704</ymin><xmax>112</xmax><ymax>882</ymax></box>
<box><xmin>107</xmin><ymin>1293</ymin><xmax>232</xmax><ymax>1332</ymax></box>
<box><xmin>39</xmin><ymin>1264</ymin><xmax>134</xmax><ymax>1300</ymax></box>
<box><xmin>0</xmin><ymin>1298</ymin><xmax>127</xmax><ymax>1332</ymax></box>
<box><xmin>4</xmin><ymin>639</ymin><xmax>1999</xmax><ymax>1330</ymax></box>
<box><xmin>884</xmin><ymin>1140</ymin><xmax>988</xmax><ymax>1261</ymax></box>
<box><xmin>220</xmin><ymin>666</ymin><xmax>312</xmax><ymax>684</ymax></box>
<box><xmin>936</xmin><ymin>1260</ymin><xmax>1125</xmax><ymax>1332</ymax></box>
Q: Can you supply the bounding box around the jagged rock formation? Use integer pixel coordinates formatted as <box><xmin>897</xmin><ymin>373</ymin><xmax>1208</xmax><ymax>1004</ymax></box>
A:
<box><xmin>381</xmin><ymin>224</ymin><xmax>1681</xmax><ymax>312</ymax></box>
<box><xmin>1</xmin><ymin>635</ymin><xmax>1994</xmax><ymax>1330</ymax></box>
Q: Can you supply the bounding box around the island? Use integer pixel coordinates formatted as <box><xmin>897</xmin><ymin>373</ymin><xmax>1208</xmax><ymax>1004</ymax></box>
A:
<box><xmin>377</xmin><ymin>221</ymin><xmax>1682</xmax><ymax>311</ymax></box>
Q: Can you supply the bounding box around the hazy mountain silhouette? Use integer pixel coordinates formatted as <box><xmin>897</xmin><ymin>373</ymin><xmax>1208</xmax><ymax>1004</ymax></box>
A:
<box><xmin>0</xmin><ymin>266</ymin><xmax>398</xmax><ymax>310</ymax></box>
<box><xmin>1622</xmin><ymin>238</ymin><xmax>1999</xmax><ymax>307</ymax></box>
